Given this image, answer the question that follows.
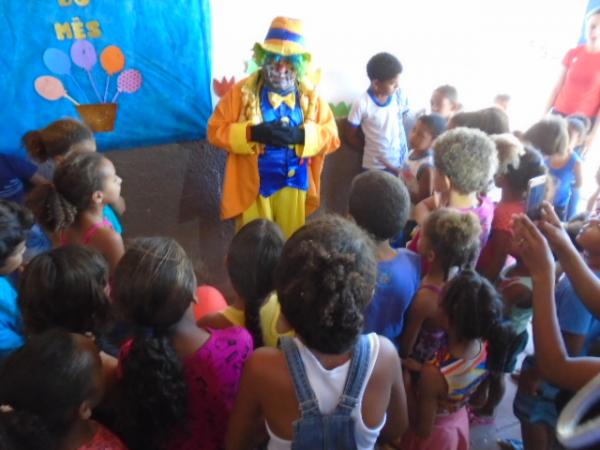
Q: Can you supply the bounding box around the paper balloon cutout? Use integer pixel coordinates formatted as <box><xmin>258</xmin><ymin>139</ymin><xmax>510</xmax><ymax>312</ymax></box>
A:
<box><xmin>100</xmin><ymin>46</ymin><xmax>125</xmax><ymax>75</ymax></box>
<box><xmin>193</xmin><ymin>285</ymin><xmax>227</xmax><ymax>320</ymax></box>
<box><xmin>43</xmin><ymin>48</ymin><xmax>71</xmax><ymax>75</ymax></box>
<box><xmin>112</xmin><ymin>69</ymin><xmax>142</xmax><ymax>102</ymax></box>
<box><xmin>34</xmin><ymin>76</ymin><xmax>79</xmax><ymax>105</ymax></box>
<box><xmin>70</xmin><ymin>40</ymin><xmax>97</xmax><ymax>70</ymax></box>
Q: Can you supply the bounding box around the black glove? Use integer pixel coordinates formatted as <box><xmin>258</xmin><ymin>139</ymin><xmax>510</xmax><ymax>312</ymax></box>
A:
<box><xmin>250</xmin><ymin>122</ymin><xmax>305</xmax><ymax>147</ymax></box>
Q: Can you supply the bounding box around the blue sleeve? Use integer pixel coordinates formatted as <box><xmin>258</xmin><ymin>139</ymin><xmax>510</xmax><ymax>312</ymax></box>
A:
<box><xmin>396</xmin><ymin>90</ymin><xmax>410</xmax><ymax>116</ymax></box>
<box><xmin>3</xmin><ymin>155</ymin><xmax>37</xmax><ymax>182</ymax></box>
<box><xmin>556</xmin><ymin>275</ymin><xmax>593</xmax><ymax>335</ymax></box>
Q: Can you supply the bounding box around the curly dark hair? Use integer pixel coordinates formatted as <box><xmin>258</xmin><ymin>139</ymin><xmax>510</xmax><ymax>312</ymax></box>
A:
<box><xmin>0</xmin><ymin>330</ymin><xmax>102</xmax><ymax>448</ymax></box>
<box><xmin>523</xmin><ymin>116</ymin><xmax>569</xmax><ymax>156</ymax></box>
<box><xmin>422</xmin><ymin>208</ymin><xmax>481</xmax><ymax>280</ymax></box>
<box><xmin>19</xmin><ymin>245</ymin><xmax>110</xmax><ymax>336</ymax></box>
<box><xmin>0</xmin><ymin>199</ymin><xmax>33</xmax><ymax>268</ymax></box>
<box><xmin>227</xmin><ymin>219</ymin><xmax>284</xmax><ymax>348</ymax></box>
<box><xmin>441</xmin><ymin>270</ymin><xmax>517</xmax><ymax>372</ymax></box>
<box><xmin>113</xmin><ymin>237</ymin><xmax>194</xmax><ymax>450</ymax></box>
<box><xmin>275</xmin><ymin>215</ymin><xmax>377</xmax><ymax>354</ymax></box>
<box><xmin>348</xmin><ymin>170</ymin><xmax>410</xmax><ymax>241</ymax></box>
<box><xmin>26</xmin><ymin>152</ymin><xmax>105</xmax><ymax>233</ymax></box>
<box><xmin>504</xmin><ymin>146</ymin><xmax>546</xmax><ymax>197</ymax></box>
<box><xmin>22</xmin><ymin>118</ymin><xmax>93</xmax><ymax>163</ymax></box>
<box><xmin>366</xmin><ymin>52</ymin><xmax>402</xmax><ymax>81</ymax></box>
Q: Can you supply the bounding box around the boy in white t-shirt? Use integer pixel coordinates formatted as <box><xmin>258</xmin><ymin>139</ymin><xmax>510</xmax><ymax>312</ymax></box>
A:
<box><xmin>346</xmin><ymin>52</ymin><xmax>409</xmax><ymax>173</ymax></box>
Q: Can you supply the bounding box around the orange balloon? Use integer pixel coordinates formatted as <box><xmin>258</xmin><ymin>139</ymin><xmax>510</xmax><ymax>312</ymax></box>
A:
<box><xmin>193</xmin><ymin>285</ymin><xmax>228</xmax><ymax>320</ymax></box>
<box><xmin>100</xmin><ymin>45</ymin><xmax>125</xmax><ymax>75</ymax></box>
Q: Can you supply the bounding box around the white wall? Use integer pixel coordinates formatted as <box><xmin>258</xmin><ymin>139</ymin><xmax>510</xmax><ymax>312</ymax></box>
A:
<box><xmin>211</xmin><ymin>0</ymin><xmax>587</xmax><ymax>132</ymax></box>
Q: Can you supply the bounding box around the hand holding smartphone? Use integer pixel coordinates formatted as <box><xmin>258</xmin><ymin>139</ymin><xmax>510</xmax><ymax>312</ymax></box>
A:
<box><xmin>526</xmin><ymin>175</ymin><xmax>547</xmax><ymax>221</ymax></box>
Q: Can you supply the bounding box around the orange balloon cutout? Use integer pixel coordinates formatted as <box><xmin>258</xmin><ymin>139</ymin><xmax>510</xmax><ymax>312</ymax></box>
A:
<box><xmin>193</xmin><ymin>285</ymin><xmax>228</xmax><ymax>320</ymax></box>
<box><xmin>100</xmin><ymin>45</ymin><xmax>125</xmax><ymax>75</ymax></box>
<box><xmin>34</xmin><ymin>76</ymin><xmax>80</xmax><ymax>105</ymax></box>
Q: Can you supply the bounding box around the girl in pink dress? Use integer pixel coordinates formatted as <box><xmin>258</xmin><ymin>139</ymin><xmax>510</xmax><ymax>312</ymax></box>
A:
<box><xmin>113</xmin><ymin>237</ymin><xmax>252</xmax><ymax>450</ymax></box>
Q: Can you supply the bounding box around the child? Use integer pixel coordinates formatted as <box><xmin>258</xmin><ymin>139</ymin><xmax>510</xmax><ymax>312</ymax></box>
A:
<box><xmin>23</xmin><ymin>118</ymin><xmax>125</xmax><ymax>233</ymax></box>
<box><xmin>198</xmin><ymin>219</ymin><xmax>290</xmax><ymax>348</ymax></box>
<box><xmin>114</xmin><ymin>237</ymin><xmax>252</xmax><ymax>450</ymax></box>
<box><xmin>346</xmin><ymin>52</ymin><xmax>410</xmax><ymax>173</ymax></box>
<box><xmin>566</xmin><ymin>114</ymin><xmax>591</xmax><ymax>157</ymax></box>
<box><xmin>348</xmin><ymin>170</ymin><xmax>421</xmax><ymax>346</ymax></box>
<box><xmin>411</xmin><ymin>127</ymin><xmax>498</xmax><ymax>251</ymax></box>
<box><xmin>226</xmin><ymin>215</ymin><xmax>408</xmax><ymax>449</ymax></box>
<box><xmin>430</xmin><ymin>85</ymin><xmax>460</xmax><ymax>119</ymax></box>
<box><xmin>0</xmin><ymin>329</ymin><xmax>126</xmax><ymax>449</ymax></box>
<box><xmin>401</xmin><ymin>270</ymin><xmax>515</xmax><ymax>450</ymax></box>
<box><xmin>524</xmin><ymin>116</ymin><xmax>579</xmax><ymax>221</ymax></box>
<box><xmin>27</xmin><ymin>152</ymin><xmax>124</xmax><ymax>272</ymax></box>
<box><xmin>448</xmin><ymin>107</ymin><xmax>510</xmax><ymax>135</ymax></box>
<box><xmin>494</xmin><ymin>94</ymin><xmax>511</xmax><ymax>112</ymax></box>
<box><xmin>0</xmin><ymin>199</ymin><xmax>33</xmax><ymax>358</ymax></box>
<box><xmin>0</xmin><ymin>155</ymin><xmax>46</xmax><ymax>205</ymax></box>
<box><xmin>401</xmin><ymin>209</ymin><xmax>481</xmax><ymax>363</ymax></box>
<box><xmin>402</xmin><ymin>113</ymin><xmax>447</xmax><ymax>204</ymax></box>
<box><xmin>479</xmin><ymin>145</ymin><xmax>546</xmax><ymax>282</ymax></box>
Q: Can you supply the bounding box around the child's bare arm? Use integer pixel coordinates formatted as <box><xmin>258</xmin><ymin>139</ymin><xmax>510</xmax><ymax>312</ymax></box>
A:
<box><xmin>479</xmin><ymin>230</ymin><xmax>511</xmax><ymax>282</ymax></box>
<box><xmin>400</xmin><ymin>290</ymin><xmax>436</xmax><ymax>358</ymax></box>
<box><xmin>90</xmin><ymin>228</ymin><xmax>124</xmax><ymax>274</ymax></box>
<box><xmin>414</xmin><ymin>364</ymin><xmax>444</xmax><ymax>438</ymax></box>
<box><xmin>414</xmin><ymin>166</ymin><xmax>434</xmax><ymax>204</ymax></box>
<box><xmin>344</xmin><ymin>120</ymin><xmax>364</xmax><ymax>150</ymax></box>
<box><xmin>379</xmin><ymin>338</ymin><xmax>409</xmax><ymax>444</ymax></box>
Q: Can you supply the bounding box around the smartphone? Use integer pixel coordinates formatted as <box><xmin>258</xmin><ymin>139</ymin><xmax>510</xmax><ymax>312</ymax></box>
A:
<box><xmin>526</xmin><ymin>175</ymin><xmax>547</xmax><ymax>220</ymax></box>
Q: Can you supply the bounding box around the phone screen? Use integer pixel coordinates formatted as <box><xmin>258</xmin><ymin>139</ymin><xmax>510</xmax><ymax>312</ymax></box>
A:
<box><xmin>526</xmin><ymin>175</ymin><xmax>547</xmax><ymax>220</ymax></box>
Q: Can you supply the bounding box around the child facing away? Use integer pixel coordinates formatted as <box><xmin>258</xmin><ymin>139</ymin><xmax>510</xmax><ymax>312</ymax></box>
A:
<box><xmin>478</xmin><ymin>144</ymin><xmax>547</xmax><ymax>282</ymax></box>
<box><xmin>346</xmin><ymin>52</ymin><xmax>410</xmax><ymax>174</ymax></box>
<box><xmin>448</xmin><ymin>107</ymin><xmax>510</xmax><ymax>136</ymax></box>
<box><xmin>0</xmin><ymin>199</ymin><xmax>33</xmax><ymax>359</ymax></box>
<box><xmin>430</xmin><ymin>85</ymin><xmax>461</xmax><ymax>119</ymax></box>
<box><xmin>0</xmin><ymin>329</ymin><xmax>127</xmax><ymax>450</ymax></box>
<box><xmin>226</xmin><ymin>215</ymin><xmax>408</xmax><ymax>450</ymax></box>
<box><xmin>27</xmin><ymin>152</ymin><xmax>124</xmax><ymax>272</ymax></box>
<box><xmin>114</xmin><ymin>237</ymin><xmax>252</xmax><ymax>450</ymax></box>
<box><xmin>523</xmin><ymin>115</ymin><xmax>579</xmax><ymax>221</ymax></box>
<box><xmin>348</xmin><ymin>170</ymin><xmax>421</xmax><ymax>347</ymax></box>
<box><xmin>401</xmin><ymin>209</ymin><xmax>481</xmax><ymax>364</ymax></box>
<box><xmin>23</xmin><ymin>118</ymin><xmax>125</xmax><ymax>233</ymax></box>
<box><xmin>401</xmin><ymin>270</ymin><xmax>515</xmax><ymax>450</ymax></box>
<box><xmin>401</xmin><ymin>113</ymin><xmax>447</xmax><ymax>204</ymax></box>
<box><xmin>198</xmin><ymin>219</ymin><xmax>291</xmax><ymax>348</ymax></box>
<box><xmin>411</xmin><ymin>127</ymin><xmax>498</xmax><ymax>254</ymax></box>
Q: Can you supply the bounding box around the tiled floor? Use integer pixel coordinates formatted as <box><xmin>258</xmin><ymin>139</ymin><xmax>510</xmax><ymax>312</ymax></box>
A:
<box><xmin>471</xmin><ymin>374</ymin><xmax>522</xmax><ymax>450</ymax></box>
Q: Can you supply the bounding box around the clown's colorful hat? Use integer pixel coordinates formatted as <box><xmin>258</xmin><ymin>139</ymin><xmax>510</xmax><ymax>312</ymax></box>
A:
<box><xmin>254</xmin><ymin>17</ymin><xmax>310</xmax><ymax>57</ymax></box>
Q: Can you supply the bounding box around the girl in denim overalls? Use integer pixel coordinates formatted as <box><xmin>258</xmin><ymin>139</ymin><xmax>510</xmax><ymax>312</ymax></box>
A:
<box><xmin>226</xmin><ymin>215</ymin><xmax>409</xmax><ymax>450</ymax></box>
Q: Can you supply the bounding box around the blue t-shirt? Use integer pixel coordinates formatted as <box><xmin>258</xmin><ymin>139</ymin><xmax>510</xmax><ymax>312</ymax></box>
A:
<box><xmin>547</xmin><ymin>153</ymin><xmax>581</xmax><ymax>210</ymax></box>
<box><xmin>0</xmin><ymin>276</ymin><xmax>24</xmax><ymax>358</ymax></box>
<box><xmin>556</xmin><ymin>272</ymin><xmax>600</xmax><ymax>354</ymax></box>
<box><xmin>363</xmin><ymin>249</ymin><xmax>421</xmax><ymax>347</ymax></box>
<box><xmin>0</xmin><ymin>155</ymin><xmax>37</xmax><ymax>204</ymax></box>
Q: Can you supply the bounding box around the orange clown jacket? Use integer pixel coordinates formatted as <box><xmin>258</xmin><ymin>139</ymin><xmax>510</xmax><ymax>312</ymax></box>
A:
<box><xmin>207</xmin><ymin>71</ymin><xmax>340</xmax><ymax>220</ymax></box>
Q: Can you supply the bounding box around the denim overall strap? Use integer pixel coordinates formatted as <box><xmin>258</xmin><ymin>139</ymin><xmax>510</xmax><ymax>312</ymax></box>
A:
<box><xmin>281</xmin><ymin>336</ymin><xmax>320</xmax><ymax>416</ymax></box>
<box><xmin>335</xmin><ymin>334</ymin><xmax>371</xmax><ymax>414</ymax></box>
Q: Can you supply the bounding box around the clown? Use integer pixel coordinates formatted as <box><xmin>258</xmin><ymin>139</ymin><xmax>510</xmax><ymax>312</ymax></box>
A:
<box><xmin>207</xmin><ymin>17</ymin><xmax>340</xmax><ymax>238</ymax></box>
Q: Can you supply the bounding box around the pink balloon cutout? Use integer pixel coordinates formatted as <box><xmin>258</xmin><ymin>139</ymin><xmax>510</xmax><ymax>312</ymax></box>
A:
<box><xmin>34</xmin><ymin>76</ymin><xmax>79</xmax><ymax>105</ymax></box>
<box><xmin>112</xmin><ymin>69</ymin><xmax>142</xmax><ymax>102</ymax></box>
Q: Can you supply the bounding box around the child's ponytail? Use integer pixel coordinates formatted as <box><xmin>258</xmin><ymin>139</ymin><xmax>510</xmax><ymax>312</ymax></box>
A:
<box><xmin>22</xmin><ymin>118</ymin><xmax>94</xmax><ymax>163</ymax></box>
<box><xmin>22</xmin><ymin>130</ymin><xmax>50</xmax><ymax>163</ymax></box>
<box><xmin>117</xmin><ymin>332</ymin><xmax>187</xmax><ymax>450</ymax></box>
<box><xmin>26</xmin><ymin>183</ymin><xmax>77</xmax><ymax>232</ymax></box>
<box><xmin>442</xmin><ymin>269</ymin><xmax>517</xmax><ymax>372</ymax></box>
<box><xmin>227</xmin><ymin>219</ymin><xmax>285</xmax><ymax>348</ymax></box>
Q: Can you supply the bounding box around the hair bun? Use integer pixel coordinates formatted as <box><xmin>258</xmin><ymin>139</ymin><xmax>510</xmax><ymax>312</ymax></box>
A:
<box><xmin>22</xmin><ymin>130</ymin><xmax>48</xmax><ymax>162</ymax></box>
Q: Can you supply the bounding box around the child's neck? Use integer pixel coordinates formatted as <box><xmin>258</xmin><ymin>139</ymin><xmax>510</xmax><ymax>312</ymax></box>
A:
<box><xmin>376</xmin><ymin>240</ymin><xmax>397</xmax><ymax>261</ymax></box>
<box><xmin>583</xmin><ymin>249</ymin><xmax>600</xmax><ymax>271</ymax></box>
<box><xmin>447</xmin><ymin>329</ymin><xmax>482</xmax><ymax>360</ymax></box>
<box><xmin>79</xmin><ymin>203</ymin><xmax>105</xmax><ymax>227</ymax></box>
<box><xmin>369</xmin><ymin>87</ymin><xmax>390</xmax><ymax>104</ymax></box>
<box><xmin>423</xmin><ymin>261</ymin><xmax>445</xmax><ymax>286</ymax></box>
<box><xmin>448</xmin><ymin>190</ymin><xmax>478</xmax><ymax>209</ymax></box>
<box><xmin>171</xmin><ymin>306</ymin><xmax>211</xmax><ymax>357</ymax></box>
<box><xmin>501</xmin><ymin>187</ymin><xmax>523</xmax><ymax>203</ymax></box>
<box><xmin>60</xmin><ymin>418</ymin><xmax>97</xmax><ymax>450</ymax></box>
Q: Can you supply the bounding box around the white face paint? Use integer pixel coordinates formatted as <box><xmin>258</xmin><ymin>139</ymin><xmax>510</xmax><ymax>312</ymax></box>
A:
<box><xmin>263</xmin><ymin>58</ymin><xmax>297</xmax><ymax>92</ymax></box>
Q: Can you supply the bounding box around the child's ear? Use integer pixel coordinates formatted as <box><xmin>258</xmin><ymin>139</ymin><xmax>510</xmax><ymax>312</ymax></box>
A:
<box><xmin>78</xmin><ymin>400</ymin><xmax>93</xmax><ymax>420</ymax></box>
<box><xmin>426</xmin><ymin>249</ymin><xmax>436</xmax><ymax>263</ymax></box>
<box><xmin>92</xmin><ymin>190</ymin><xmax>104</xmax><ymax>205</ymax></box>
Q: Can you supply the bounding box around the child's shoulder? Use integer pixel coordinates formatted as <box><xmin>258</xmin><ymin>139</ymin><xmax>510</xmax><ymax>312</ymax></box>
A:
<box><xmin>209</xmin><ymin>325</ymin><xmax>253</xmax><ymax>348</ymax></box>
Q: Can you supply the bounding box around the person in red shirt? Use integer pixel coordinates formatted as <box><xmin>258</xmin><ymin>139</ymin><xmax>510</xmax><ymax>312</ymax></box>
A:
<box><xmin>546</xmin><ymin>8</ymin><xmax>600</xmax><ymax>156</ymax></box>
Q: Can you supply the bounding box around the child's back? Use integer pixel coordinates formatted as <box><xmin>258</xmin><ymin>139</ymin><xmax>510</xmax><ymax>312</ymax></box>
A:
<box><xmin>348</xmin><ymin>170</ymin><xmax>420</xmax><ymax>345</ymax></box>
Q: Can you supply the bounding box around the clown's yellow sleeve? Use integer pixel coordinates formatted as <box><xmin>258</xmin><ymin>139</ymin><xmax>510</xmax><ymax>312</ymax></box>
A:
<box><xmin>207</xmin><ymin>83</ymin><xmax>257</xmax><ymax>155</ymax></box>
<box><xmin>297</xmin><ymin>96</ymin><xmax>340</xmax><ymax>158</ymax></box>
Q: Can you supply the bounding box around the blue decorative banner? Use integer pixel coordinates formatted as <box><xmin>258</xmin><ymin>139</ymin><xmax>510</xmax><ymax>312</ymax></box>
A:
<box><xmin>0</xmin><ymin>0</ymin><xmax>212</xmax><ymax>154</ymax></box>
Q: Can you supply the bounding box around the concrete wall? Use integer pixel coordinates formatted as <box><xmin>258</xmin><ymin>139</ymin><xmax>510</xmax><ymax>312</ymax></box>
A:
<box><xmin>105</xmin><ymin>120</ymin><xmax>361</xmax><ymax>300</ymax></box>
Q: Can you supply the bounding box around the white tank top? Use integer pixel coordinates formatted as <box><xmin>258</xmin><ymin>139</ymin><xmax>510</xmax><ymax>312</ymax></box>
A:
<box><xmin>266</xmin><ymin>333</ymin><xmax>385</xmax><ymax>450</ymax></box>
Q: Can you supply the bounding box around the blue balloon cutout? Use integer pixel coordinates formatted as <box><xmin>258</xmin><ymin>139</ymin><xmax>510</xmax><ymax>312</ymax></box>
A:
<box><xmin>43</xmin><ymin>48</ymin><xmax>71</xmax><ymax>75</ymax></box>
